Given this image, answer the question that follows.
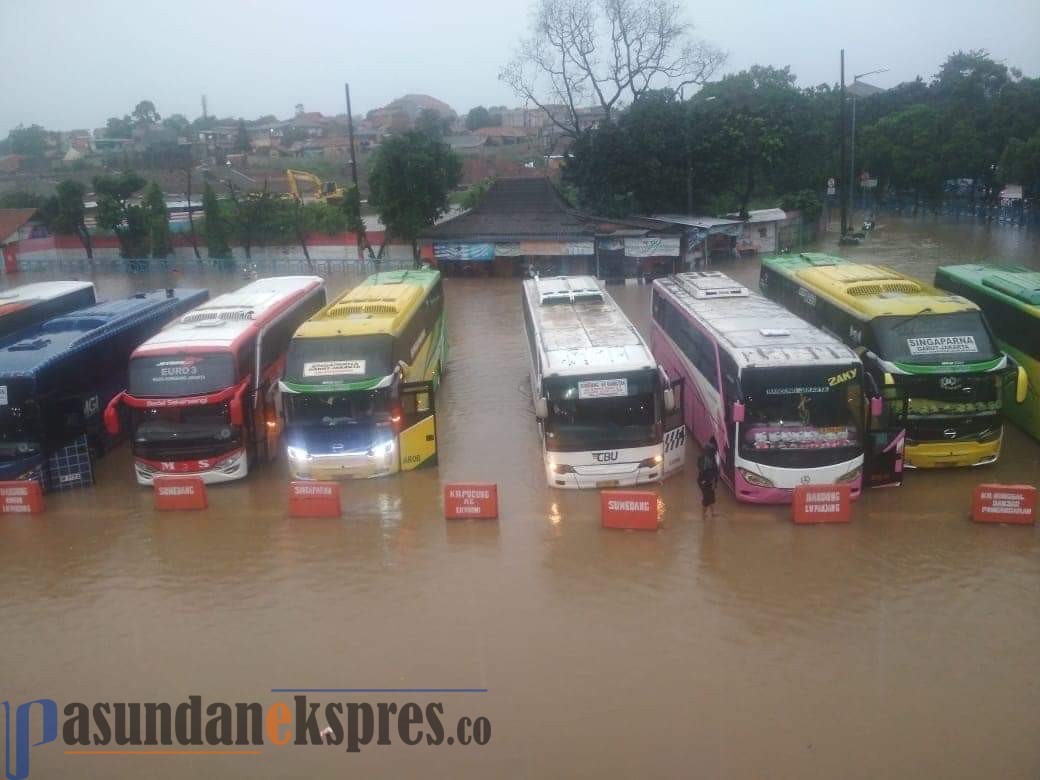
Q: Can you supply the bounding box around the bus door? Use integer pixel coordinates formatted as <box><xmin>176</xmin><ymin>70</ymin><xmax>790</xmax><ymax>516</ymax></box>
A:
<box><xmin>863</xmin><ymin>374</ymin><xmax>906</xmax><ymax>488</ymax></box>
<box><xmin>399</xmin><ymin>380</ymin><xmax>438</xmax><ymax>471</ymax></box>
<box><xmin>662</xmin><ymin>377</ymin><xmax>686</xmax><ymax>477</ymax></box>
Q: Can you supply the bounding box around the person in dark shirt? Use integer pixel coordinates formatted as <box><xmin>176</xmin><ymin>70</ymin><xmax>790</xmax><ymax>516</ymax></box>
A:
<box><xmin>697</xmin><ymin>437</ymin><xmax>720</xmax><ymax>520</ymax></box>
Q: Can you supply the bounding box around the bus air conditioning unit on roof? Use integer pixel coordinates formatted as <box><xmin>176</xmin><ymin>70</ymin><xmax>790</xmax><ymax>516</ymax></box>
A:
<box><xmin>678</xmin><ymin>272</ymin><xmax>749</xmax><ymax>299</ymax></box>
<box><xmin>181</xmin><ymin>308</ymin><xmax>255</xmax><ymax>324</ymax></box>
<box><xmin>537</xmin><ymin>277</ymin><xmax>603</xmax><ymax>305</ymax></box>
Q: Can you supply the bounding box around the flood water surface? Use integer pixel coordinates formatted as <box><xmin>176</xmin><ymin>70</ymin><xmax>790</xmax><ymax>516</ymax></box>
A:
<box><xmin>1</xmin><ymin>218</ymin><xmax>1039</xmax><ymax>778</ymax></box>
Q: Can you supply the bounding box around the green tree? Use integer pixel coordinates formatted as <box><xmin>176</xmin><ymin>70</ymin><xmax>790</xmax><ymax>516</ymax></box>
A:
<box><xmin>202</xmin><ymin>181</ymin><xmax>231</xmax><ymax>260</ymax></box>
<box><xmin>142</xmin><ymin>181</ymin><xmax>172</xmax><ymax>258</ymax></box>
<box><xmin>368</xmin><ymin>131</ymin><xmax>462</xmax><ymax>258</ymax></box>
<box><xmin>414</xmin><ymin>108</ymin><xmax>451</xmax><ymax>140</ymax></box>
<box><xmin>7</xmin><ymin>124</ymin><xmax>49</xmax><ymax>158</ymax></box>
<box><xmin>105</xmin><ymin>115</ymin><xmax>134</xmax><ymax>139</ymax></box>
<box><xmin>132</xmin><ymin>100</ymin><xmax>161</xmax><ymax>127</ymax></box>
<box><xmin>162</xmin><ymin>113</ymin><xmax>191</xmax><ymax>135</ymax></box>
<box><xmin>93</xmin><ymin>171</ymin><xmax>148</xmax><ymax>258</ymax></box>
<box><xmin>465</xmin><ymin>106</ymin><xmax>498</xmax><ymax>131</ymax></box>
<box><xmin>39</xmin><ymin>180</ymin><xmax>93</xmax><ymax>260</ymax></box>
<box><xmin>226</xmin><ymin>181</ymin><xmax>276</xmax><ymax>260</ymax></box>
<box><xmin>999</xmin><ymin>130</ymin><xmax>1040</xmax><ymax>198</ymax></box>
<box><xmin>859</xmin><ymin>105</ymin><xmax>944</xmax><ymax>206</ymax></box>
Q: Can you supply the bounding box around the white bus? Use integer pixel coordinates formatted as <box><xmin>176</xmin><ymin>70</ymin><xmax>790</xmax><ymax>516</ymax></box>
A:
<box><xmin>522</xmin><ymin>275</ymin><xmax>685</xmax><ymax>489</ymax></box>
<box><xmin>650</xmin><ymin>272</ymin><xmax>903</xmax><ymax>503</ymax></box>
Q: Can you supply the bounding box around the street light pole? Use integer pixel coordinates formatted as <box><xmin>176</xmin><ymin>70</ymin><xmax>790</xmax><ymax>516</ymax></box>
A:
<box><xmin>839</xmin><ymin>50</ymin><xmax>848</xmax><ymax>237</ymax></box>
<box><xmin>848</xmin><ymin>67</ymin><xmax>889</xmax><ymax>219</ymax></box>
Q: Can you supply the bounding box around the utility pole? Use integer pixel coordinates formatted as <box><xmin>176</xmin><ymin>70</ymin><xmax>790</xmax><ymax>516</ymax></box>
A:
<box><xmin>344</xmin><ymin>82</ymin><xmax>372</xmax><ymax>258</ymax></box>
<box><xmin>344</xmin><ymin>83</ymin><xmax>361</xmax><ymax>195</ymax></box>
<box><xmin>839</xmin><ymin>49</ymin><xmax>848</xmax><ymax>237</ymax></box>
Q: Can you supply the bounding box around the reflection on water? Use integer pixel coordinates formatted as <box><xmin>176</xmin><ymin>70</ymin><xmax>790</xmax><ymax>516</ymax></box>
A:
<box><xmin>1</xmin><ymin>217</ymin><xmax>1039</xmax><ymax>778</ymax></box>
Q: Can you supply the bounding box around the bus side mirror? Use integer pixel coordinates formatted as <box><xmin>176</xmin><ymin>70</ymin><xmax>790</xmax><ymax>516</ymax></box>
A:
<box><xmin>103</xmin><ymin>392</ymin><xmax>123</xmax><ymax>436</ymax></box>
<box><xmin>663</xmin><ymin>387</ymin><xmax>676</xmax><ymax>413</ymax></box>
<box><xmin>870</xmin><ymin>396</ymin><xmax>883</xmax><ymax>418</ymax></box>
<box><xmin>230</xmin><ymin>396</ymin><xmax>244</xmax><ymax>426</ymax></box>
<box><xmin>732</xmin><ymin>401</ymin><xmax>745</xmax><ymax>423</ymax></box>
<box><xmin>534</xmin><ymin>397</ymin><xmax>548</xmax><ymax>419</ymax></box>
<box><xmin>1016</xmin><ymin>366</ymin><xmax>1028</xmax><ymax>404</ymax></box>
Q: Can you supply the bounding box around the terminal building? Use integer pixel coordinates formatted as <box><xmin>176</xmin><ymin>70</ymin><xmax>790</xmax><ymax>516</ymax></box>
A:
<box><xmin>418</xmin><ymin>177</ymin><xmax>747</xmax><ymax>281</ymax></box>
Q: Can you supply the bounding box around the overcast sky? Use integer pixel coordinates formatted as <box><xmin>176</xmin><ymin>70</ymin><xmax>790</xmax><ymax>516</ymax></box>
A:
<box><xmin>2</xmin><ymin>0</ymin><xmax>1038</xmax><ymax>133</ymax></box>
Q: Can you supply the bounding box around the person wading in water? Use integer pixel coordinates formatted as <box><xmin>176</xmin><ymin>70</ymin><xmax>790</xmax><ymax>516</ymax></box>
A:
<box><xmin>697</xmin><ymin>436</ymin><xmax>720</xmax><ymax>520</ymax></box>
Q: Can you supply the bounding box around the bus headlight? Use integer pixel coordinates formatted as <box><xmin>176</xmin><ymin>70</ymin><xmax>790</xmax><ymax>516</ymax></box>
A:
<box><xmin>638</xmin><ymin>455</ymin><xmax>663</xmax><ymax>469</ymax></box>
<box><xmin>368</xmin><ymin>440</ymin><xmax>396</xmax><ymax>458</ymax></box>
<box><xmin>552</xmin><ymin>462</ymin><xmax>576</xmax><ymax>474</ymax></box>
<box><xmin>286</xmin><ymin>445</ymin><xmax>309</xmax><ymax>461</ymax></box>
<box><xmin>737</xmin><ymin>467</ymin><xmax>774</xmax><ymax>488</ymax></box>
<box><xmin>835</xmin><ymin>465</ymin><xmax>862</xmax><ymax>483</ymax></box>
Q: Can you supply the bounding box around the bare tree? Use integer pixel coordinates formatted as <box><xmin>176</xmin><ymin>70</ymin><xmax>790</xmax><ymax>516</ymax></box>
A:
<box><xmin>500</xmin><ymin>0</ymin><xmax>725</xmax><ymax>138</ymax></box>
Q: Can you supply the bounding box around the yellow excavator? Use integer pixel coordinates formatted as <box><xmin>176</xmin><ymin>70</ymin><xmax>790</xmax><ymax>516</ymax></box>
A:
<box><xmin>285</xmin><ymin>169</ymin><xmax>346</xmax><ymax>205</ymax></box>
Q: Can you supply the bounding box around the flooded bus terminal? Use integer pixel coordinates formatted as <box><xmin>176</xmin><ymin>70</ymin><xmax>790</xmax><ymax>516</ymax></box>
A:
<box><xmin>2</xmin><ymin>217</ymin><xmax>1039</xmax><ymax>778</ymax></box>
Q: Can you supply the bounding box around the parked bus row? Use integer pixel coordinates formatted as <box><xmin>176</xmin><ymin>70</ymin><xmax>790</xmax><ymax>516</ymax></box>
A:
<box><xmin>0</xmin><ymin>258</ymin><xmax>1034</xmax><ymax>504</ymax></box>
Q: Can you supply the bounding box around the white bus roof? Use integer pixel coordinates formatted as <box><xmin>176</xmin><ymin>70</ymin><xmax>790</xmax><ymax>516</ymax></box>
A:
<box><xmin>524</xmin><ymin>275</ymin><xmax>656</xmax><ymax>377</ymax></box>
<box><xmin>0</xmin><ymin>281</ymin><xmax>94</xmax><ymax>301</ymax></box>
<box><xmin>135</xmin><ymin>276</ymin><xmax>323</xmax><ymax>353</ymax></box>
<box><xmin>655</xmin><ymin>272</ymin><xmax>858</xmax><ymax>370</ymax></box>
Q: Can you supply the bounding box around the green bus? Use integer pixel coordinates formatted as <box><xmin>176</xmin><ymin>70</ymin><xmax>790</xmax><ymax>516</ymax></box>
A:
<box><xmin>934</xmin><ymin>264</ymin><xmax>1036</xmax><ymax>440</ymax></box>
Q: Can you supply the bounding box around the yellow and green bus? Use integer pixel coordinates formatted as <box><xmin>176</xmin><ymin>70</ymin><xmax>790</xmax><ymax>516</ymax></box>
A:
<box><xmin>760</xmin><ymin>253</ymin><xmax>1026</xmax><ymax>468</ymax></box>
<box><xmin>934</xmin><ymin>264</ymin><xmax>1036</xmax><ymax>440</ymax></box>
<box><xmin>279</xmin><ymin>268</ymin><xmax>446</xmax><ymax>479</ymax></box>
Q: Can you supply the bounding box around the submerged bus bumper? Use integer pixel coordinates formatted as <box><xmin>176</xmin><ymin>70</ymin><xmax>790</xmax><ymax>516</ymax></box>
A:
<box><xmin>546</xmin><ymin>457</ymin><xmax>664</xmax><ymax>489</ymax></box>
<box><xmin>287</xmin><ymin>444</ymin><xmax>401</xmax><ymax>481</ymax></box>
<box><xmin>904</xmin><ymin>437</ymin><xmax>1001</xmax><ymax>468</ymax></box>
<box><xmin>133</xmin><ymin>448</ymin><xmax>249</xmax><ymax>485</ymax></box>
<box><xmin>731</xmin><ymin>456</ymin><xmax>864</xmax><ymax>504</ymax></box>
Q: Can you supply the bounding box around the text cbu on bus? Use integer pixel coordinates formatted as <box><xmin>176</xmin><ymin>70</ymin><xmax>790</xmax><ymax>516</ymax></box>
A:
<box><xmin>522</xmin><ymin>275</ymin><xmax>686</xmax><ymax>489</ymax></box>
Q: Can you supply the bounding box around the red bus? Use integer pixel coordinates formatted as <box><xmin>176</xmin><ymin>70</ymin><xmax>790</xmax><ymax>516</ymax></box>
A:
<box><xmin>105</xmin><ymin>276</ymin><xmax>327</xmax><ymax>484</ymax></box>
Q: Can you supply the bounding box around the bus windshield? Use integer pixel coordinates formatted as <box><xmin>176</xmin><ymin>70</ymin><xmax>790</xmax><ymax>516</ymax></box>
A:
<box><xmin>129</xmin><ymin>354</ymin><xmax>237</xmax><ymax>397</ymax></box>
<box><xmin>285</xmin><ymin>335</ymin><xmax>395</xmax><ymax>384</ymax></box>
<box><xmin>872</xmin><ymin>311</ymin><xmax>999</xmax><ymax>366</ymax></box>
<box><xmin>285</xmin><ymin>388</ymin><xmax>393</xmax><ymax>427</ymax></box>
<box><xmin>543</xmin><ymin>371</ymin><xmax>659</xmax><ymax>452</ymax></box>
<box><xmin>131</xmin><ymin>404</ymin><xmax>241</xmax><ymax>460</ymax></box>
<box><xmin>741</xmin><ymin>365</ymin><xmax>863</xmax><ymax>467</ymax></box>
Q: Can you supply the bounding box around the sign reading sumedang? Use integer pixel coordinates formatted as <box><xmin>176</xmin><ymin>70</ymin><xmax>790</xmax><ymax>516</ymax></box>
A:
<box><xmin>1</xmin><ymin>691</ymin><xmax>491</xmax><ymax>779</ymax></box>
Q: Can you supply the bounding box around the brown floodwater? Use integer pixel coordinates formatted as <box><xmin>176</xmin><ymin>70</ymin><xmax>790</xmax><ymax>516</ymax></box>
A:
<box><xmin>1</xmin><ymin>216</ymin><xmax>1039</xmax><ymax>779</ymax></box>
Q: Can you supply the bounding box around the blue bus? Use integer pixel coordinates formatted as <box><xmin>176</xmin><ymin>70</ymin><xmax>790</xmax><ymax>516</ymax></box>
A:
<box><xmin>0</xmin><ymin>287</ymin><xmax>209</xmax><ymax>489</ymax></box>
<box><xmin>0</xmin><ymin>281</ymin><xmax>96</xmax><ymax>339</ymax></box>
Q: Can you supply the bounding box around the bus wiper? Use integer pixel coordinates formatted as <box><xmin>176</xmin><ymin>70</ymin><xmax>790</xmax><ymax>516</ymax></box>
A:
<box><xmin>893</xmin><ymin>307</ymin><xmax>933</xmax><ymax>331</ymax></box>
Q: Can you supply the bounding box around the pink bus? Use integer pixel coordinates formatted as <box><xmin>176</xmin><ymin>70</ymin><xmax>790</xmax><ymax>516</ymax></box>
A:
<box><xmin>650</xmin><ymin>272</ymin><xmax>903</xmax><ymax>503</ymax></box>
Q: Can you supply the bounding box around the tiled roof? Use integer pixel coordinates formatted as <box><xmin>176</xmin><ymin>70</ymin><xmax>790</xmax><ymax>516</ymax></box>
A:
<box><xmin>420</xmin><ymin>178</ymin><xmax>593</xmax><ymax>242</ymax></box>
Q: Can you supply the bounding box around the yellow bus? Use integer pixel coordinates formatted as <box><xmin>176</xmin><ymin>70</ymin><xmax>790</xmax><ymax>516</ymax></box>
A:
<box><xmin>760</xmin><ymin>254</ymin><xmax>1025</xmax><ymax>469</ymax></box>
<box><xmin>279</xmin><ymin>268</ymin><xmax>445</xmax><ymax>479</ymax></box>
